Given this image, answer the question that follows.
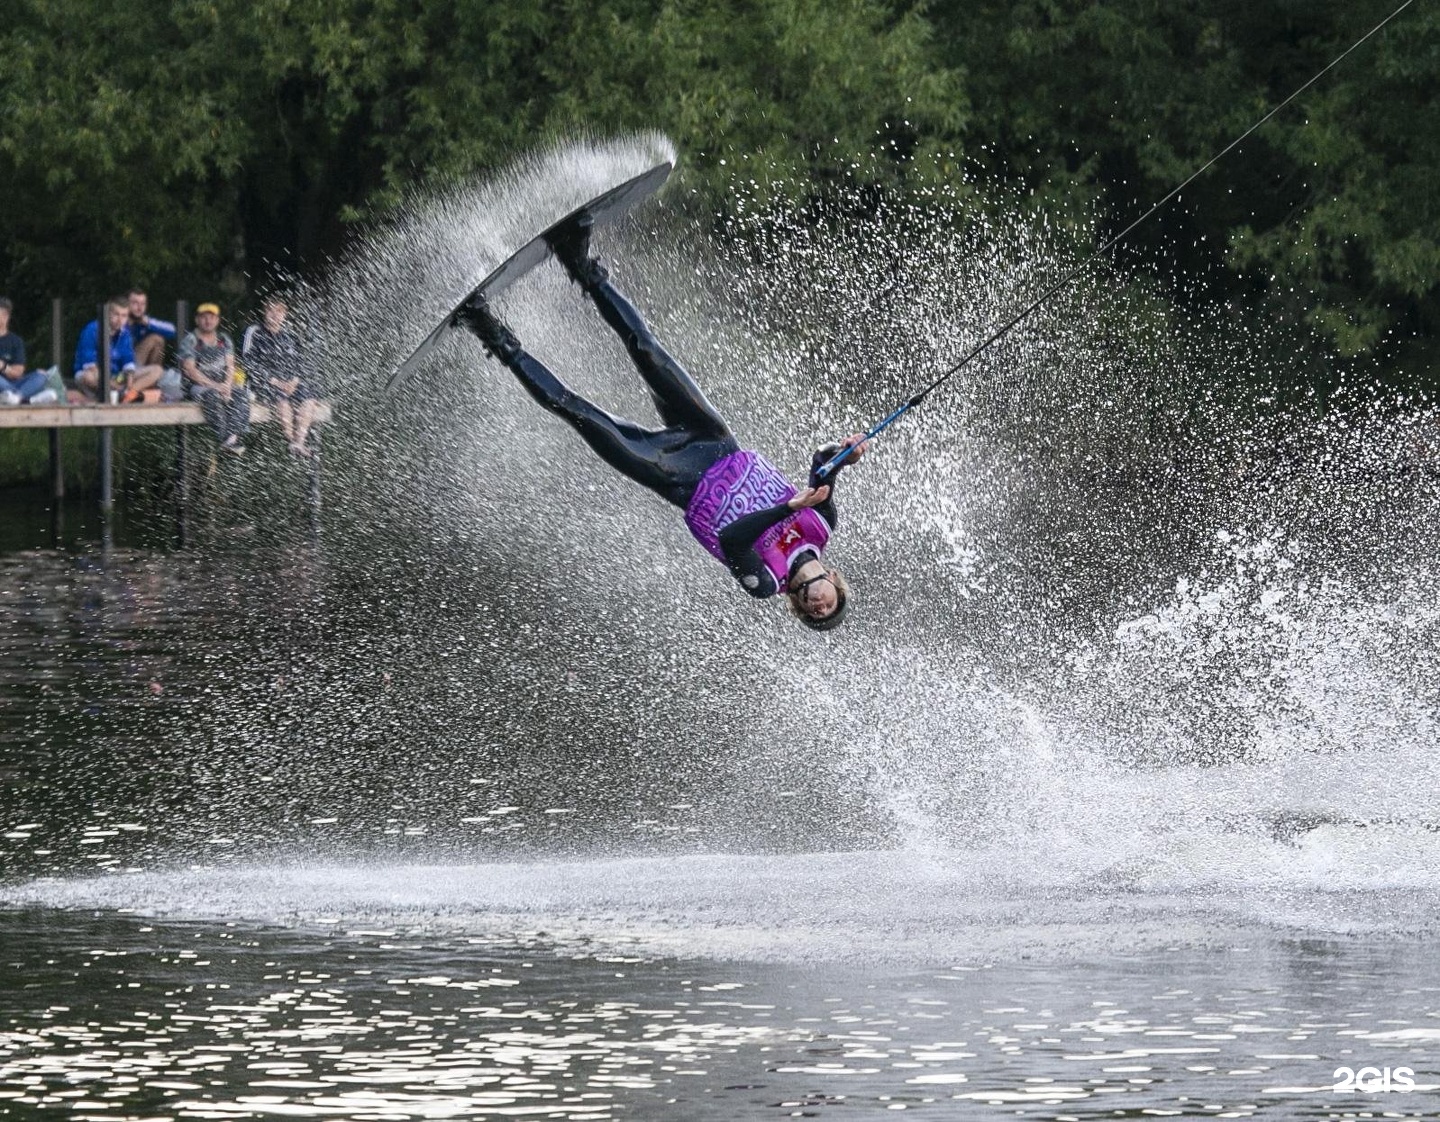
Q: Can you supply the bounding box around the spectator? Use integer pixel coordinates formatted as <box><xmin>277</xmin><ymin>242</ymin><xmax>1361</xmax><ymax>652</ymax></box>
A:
<box><xmin>241</xmin><ymin>296</ymin><xmax>320</xmax><ymax>457</ymax></box>
<box><xmin>0</xmin><ymin>297</ymin><xmax>56</xmax><ymax>404</ymax></box>
<box><xmin>75</xmin><ymin>297</ymin><xmax>164</xmax><ymax>402</ymax></box>
<box><xmin>127</xmin><ymin>287</ymin><xmax>177</xmax><ymax>369</ymax></box>
<box><xmin>179</xmin><ymin>302</ymin><xmax>248</xmax><ymax>455</ymax></box>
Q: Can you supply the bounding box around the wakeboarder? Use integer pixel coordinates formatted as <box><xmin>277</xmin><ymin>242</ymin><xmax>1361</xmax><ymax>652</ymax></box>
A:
<box><xmin>458</xmin><ymin>215</ymin><xmax>867</xmax><ymax>630</ymax></box>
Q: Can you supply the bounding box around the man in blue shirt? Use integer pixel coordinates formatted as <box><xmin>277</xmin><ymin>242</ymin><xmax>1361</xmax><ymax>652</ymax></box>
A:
<box><xmin>0</xmin><ymin>297</ymin><xmax>55</xmax><ymax>405</ymax></box>
<box><xmin>74</xmin><ymin>297</ymin><xmax>162</xmax><ymax>402</ymax></box>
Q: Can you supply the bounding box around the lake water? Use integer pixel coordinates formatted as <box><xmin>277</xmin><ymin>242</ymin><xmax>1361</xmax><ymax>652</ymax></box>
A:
<box><xmin>0</xmin><ymin>903</ymin><xmax>1437</xmax><ymax>1121</ymax></box>
<box><xmin>4</xmin><ymin>138</ymin><xmax>1440</xmax><ymax>1118</ymax></box>
<box><xmin>2</xmin><ymin>480</ymin><xmax>1437</xmax><ymax>1119</ymax></box>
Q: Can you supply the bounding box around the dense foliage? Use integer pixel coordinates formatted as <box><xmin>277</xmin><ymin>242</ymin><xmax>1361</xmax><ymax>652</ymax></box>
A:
<box><xmin>1</xmin><ymin>0</ymin><xmax>1435</xmax><ymax>387</ymax></box>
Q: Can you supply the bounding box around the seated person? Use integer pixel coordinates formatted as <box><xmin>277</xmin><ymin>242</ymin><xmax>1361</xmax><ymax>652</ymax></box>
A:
<box><xmin>0</xmin><ymin>296</ymin><xmax>56</xmax><ymax>404</ymax></box>
<box><xmin>241</xmin><ymin>297</ymin><xmax>320</xmax><ymax>456</ymax></box>
<box><xmin>74</xmin><ymin>297</ymin><xmax>163</xmax><ymax>402</ymax></box>
<box><xmin>179</xmin><ymin>302</ymin><xmax>249</xmax><ymax>454</ymax></box>
<box><xmin>127</xmin><ymin>287</ymin><xmax>177</xmax><ymax>369</ymax></box>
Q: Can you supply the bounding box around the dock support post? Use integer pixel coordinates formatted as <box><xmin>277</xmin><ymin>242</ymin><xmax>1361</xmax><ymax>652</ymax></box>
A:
<box><xmin>98</xmin><ymin>430</ymin><xmax>113</xmax><ymax>510</ymax></box>
<box><xmin>307</xmin><ymin>430</ymin><xmax>323</xmax><ymax>537</ymax></box>
<box><xmin>49</xmin><ymin>427</ymin><xmax>65</xmax><ymax>547</ymax></box>
<box><xmin>98</xmin><ymin>303</ymin><xmax>114</xmax><ymax>509</ymax></box>
<box><xmin>97</xmin><ymin>302</ymin><xmax>115</xmax><ymax>557</ymax></box>
<box><xmin>175</xmin><ymin>425</ymin><xmax>188</xmax><ymax>548</ymax></box>
<box><xmin>49</xmin><ymin>298</ymin><xmax>65</xmax><ymax>511</ymax></box>
<box><xmin>49</xmin><ymin>429</ymin><xmax>64</xmax><ymax>501</ymax></box>
<box><xmin>174</xmin><ymin>300</ymin><xmax>190</xmax><ymax>547</ymax></box>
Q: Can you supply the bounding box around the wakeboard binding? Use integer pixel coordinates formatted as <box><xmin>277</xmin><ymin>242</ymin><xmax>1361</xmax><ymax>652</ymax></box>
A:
<box><xmin>453</xmin><ymin>294</ymin><xmax>521</xmax><ymax>361</ymax></box>
<box><xmin>388</xmin><ymin>161</ymin><xmax>671</xmax><ymax>393</ymax></box>
<box><xmin>546</xmin><ymin>213</ymin><xmax>610</xmax><ymax>290</ymax></box>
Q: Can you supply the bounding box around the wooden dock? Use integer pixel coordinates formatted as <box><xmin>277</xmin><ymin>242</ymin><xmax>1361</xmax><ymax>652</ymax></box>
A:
<box><xmin>1</xmin><ymin>399</ymin><xmax>334</xmax><ymax>544</ymax></box>
<box><xmin>0</xmin><ymin>400</ymin><xmax>332</xmax><ymax>429</ymax></box>
<box><xmin>3</xmin><ymin>298</ymin><xmax>337</xmax><ymax>542</ymax></box>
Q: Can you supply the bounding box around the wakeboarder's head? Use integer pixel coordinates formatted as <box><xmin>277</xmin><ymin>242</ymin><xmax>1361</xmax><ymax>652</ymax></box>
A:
<box><xmin>787</xmin><ymin>566</ymin><xmax>850</xmax><ymax>631</ymax></box>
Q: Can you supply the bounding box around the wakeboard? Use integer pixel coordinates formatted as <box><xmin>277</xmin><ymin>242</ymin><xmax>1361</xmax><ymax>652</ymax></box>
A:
<box><xmin>387</xmin><ymin>161</ymin><xmax>673</xmax><ymax>393</ymax></box>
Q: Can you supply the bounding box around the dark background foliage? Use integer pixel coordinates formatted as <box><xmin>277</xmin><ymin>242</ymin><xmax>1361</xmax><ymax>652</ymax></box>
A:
<box><xmin>1</xmin><ymin>0</ymin><xmax>1435</xmax><ymax>388</ymax></box>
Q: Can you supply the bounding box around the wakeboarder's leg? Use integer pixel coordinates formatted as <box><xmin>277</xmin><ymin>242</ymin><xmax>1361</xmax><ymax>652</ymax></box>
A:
<box><xmin>548</xmin><ymin>218</ymin><xmax>732</xmax><ymax>442</ymax></box>
<box><xmin>455</xmin><ymin>296</ymin><xmax>676</xmax><ymax>495</ymax></box>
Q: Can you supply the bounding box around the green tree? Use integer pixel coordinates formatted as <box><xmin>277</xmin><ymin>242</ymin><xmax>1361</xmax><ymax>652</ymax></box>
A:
<box><xmin>1</xmin><ymin>0</ymin><xmax>253</xmax><ymax>298</ymax></box>
<box><xmin>3</xmin><ymin>0</ymin><xmax>1436</xmax><ymax>392</ymax></box>
<box><xmin>1226</xmin><ymin>0</ymin><xmax>1440</xmax><ymax>373</ymax></box>
<box><xmin>0</xmin><ymin>0</ymin><xmax>962</xmax><ymax>315</ymax></box>
<box><xmin>932</xmin><ymin>0</ymin><xmax>1440</xmax><ymax>390</ymax></box>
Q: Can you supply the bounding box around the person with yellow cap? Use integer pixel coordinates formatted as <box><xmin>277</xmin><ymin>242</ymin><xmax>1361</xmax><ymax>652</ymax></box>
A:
<box><xmin>179</xmin><ymin>302</ymin><xmax>249</xmax><ymax>454</ymax></box>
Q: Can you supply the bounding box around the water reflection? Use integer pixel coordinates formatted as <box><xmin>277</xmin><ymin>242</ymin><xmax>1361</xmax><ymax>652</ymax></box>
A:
<box><xmin>0</xmin><ymin>516</ymin><xmax>842</xmax><ymax>884</ymax></box>
<box><xmin>0</xmin><ymin>532</ymin><xmax>342</xmax><ymax>886</ymax></box>
<box><xmin>1</xmin><ymin>913</ymin><xmax>1436</xmax><ymax>1120</ymax></box>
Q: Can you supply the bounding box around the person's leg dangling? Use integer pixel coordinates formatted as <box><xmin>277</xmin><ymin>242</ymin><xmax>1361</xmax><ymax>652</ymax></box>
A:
<box><xmin>455</xmin><ymin>295</ymin><xmax>678</xmax><ymax>497</ymax></box>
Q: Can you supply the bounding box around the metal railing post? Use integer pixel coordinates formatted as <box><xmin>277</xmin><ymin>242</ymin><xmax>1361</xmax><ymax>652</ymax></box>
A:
<box><xmin>50</xmin><ymin>297</ymin><xmax>63</xmax><ymax>375</ymax></box>
<box><xmin>98</xmin><ymin>302</ymin><xmax>113</xmax><ymax>515</ymax></box>
<box><xmin>49</xmin><ymin>297</ymin><xmax>64</xmax><ymax>501</ymax></box>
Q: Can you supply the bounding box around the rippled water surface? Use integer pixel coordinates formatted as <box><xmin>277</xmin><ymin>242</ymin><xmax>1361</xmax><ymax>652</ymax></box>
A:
<box><xmin>4</xmin><ymin>507</ymin><xmax>1438</xmax><ymax>1120</ymax></box>
<box><xmin>3</xmin><ymin>909</ymin><xmax>1438</xmax><ymax>1120</ymax></box>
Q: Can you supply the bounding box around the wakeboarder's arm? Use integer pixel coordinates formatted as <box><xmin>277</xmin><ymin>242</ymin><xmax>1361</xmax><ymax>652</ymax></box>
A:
<box><xmin>808</xmin><ymin>444</ymin><xmax>844</xmax><ymax>529</ymax></box>
<box><xmin>717</xmin><ymin>485</ymin><xmax>836</xmax><ymax>598</ymax></box>
<box><xmin>718</xmin><ymin>502</ymin><xmax>795</xmax><ymax>598</ymax></box>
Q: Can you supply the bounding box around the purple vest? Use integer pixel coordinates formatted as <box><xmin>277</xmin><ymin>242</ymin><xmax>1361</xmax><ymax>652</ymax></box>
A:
<box><xmin>685</xmin><ymin>450</ymin><xmax>831</xmax><ymax>587</ymax></box>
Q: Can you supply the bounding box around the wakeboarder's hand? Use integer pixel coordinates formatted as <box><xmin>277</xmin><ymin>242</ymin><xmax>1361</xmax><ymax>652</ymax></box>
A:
<box><xmin>788</xmin><ymin>485</ymin><xmax>831</xmax><ymax>510</ymax></box>
<box><xmin>841</xmin><ymin>432</ymin><xmax>869</xmax><ymax>463</ymax></box>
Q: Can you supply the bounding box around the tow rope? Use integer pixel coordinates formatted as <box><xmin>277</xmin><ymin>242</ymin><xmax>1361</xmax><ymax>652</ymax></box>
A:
<box><xmin>815</xmin><ymin>0</ymin><xmax>1418</xmax><ymax>480</ymax></box>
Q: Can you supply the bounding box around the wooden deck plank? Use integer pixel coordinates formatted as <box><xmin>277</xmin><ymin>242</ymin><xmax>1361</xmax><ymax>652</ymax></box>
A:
<box><xmin>0</xmin><ymin>401</ymin><xmax>333</xmax><ymax>430</ymax></box>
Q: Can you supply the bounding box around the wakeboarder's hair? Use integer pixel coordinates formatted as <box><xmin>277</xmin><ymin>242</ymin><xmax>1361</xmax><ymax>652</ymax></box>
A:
<box><xmin>787</xmin><ymin>567</ymin><xmax>850</xmax><ymax>632</ymax></box>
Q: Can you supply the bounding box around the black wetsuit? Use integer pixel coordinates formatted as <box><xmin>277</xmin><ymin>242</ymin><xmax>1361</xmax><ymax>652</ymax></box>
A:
<box><xmin>470</xmin><ymin>279</ymin><xmax>854</xmax><ymax>595</ymax></box>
